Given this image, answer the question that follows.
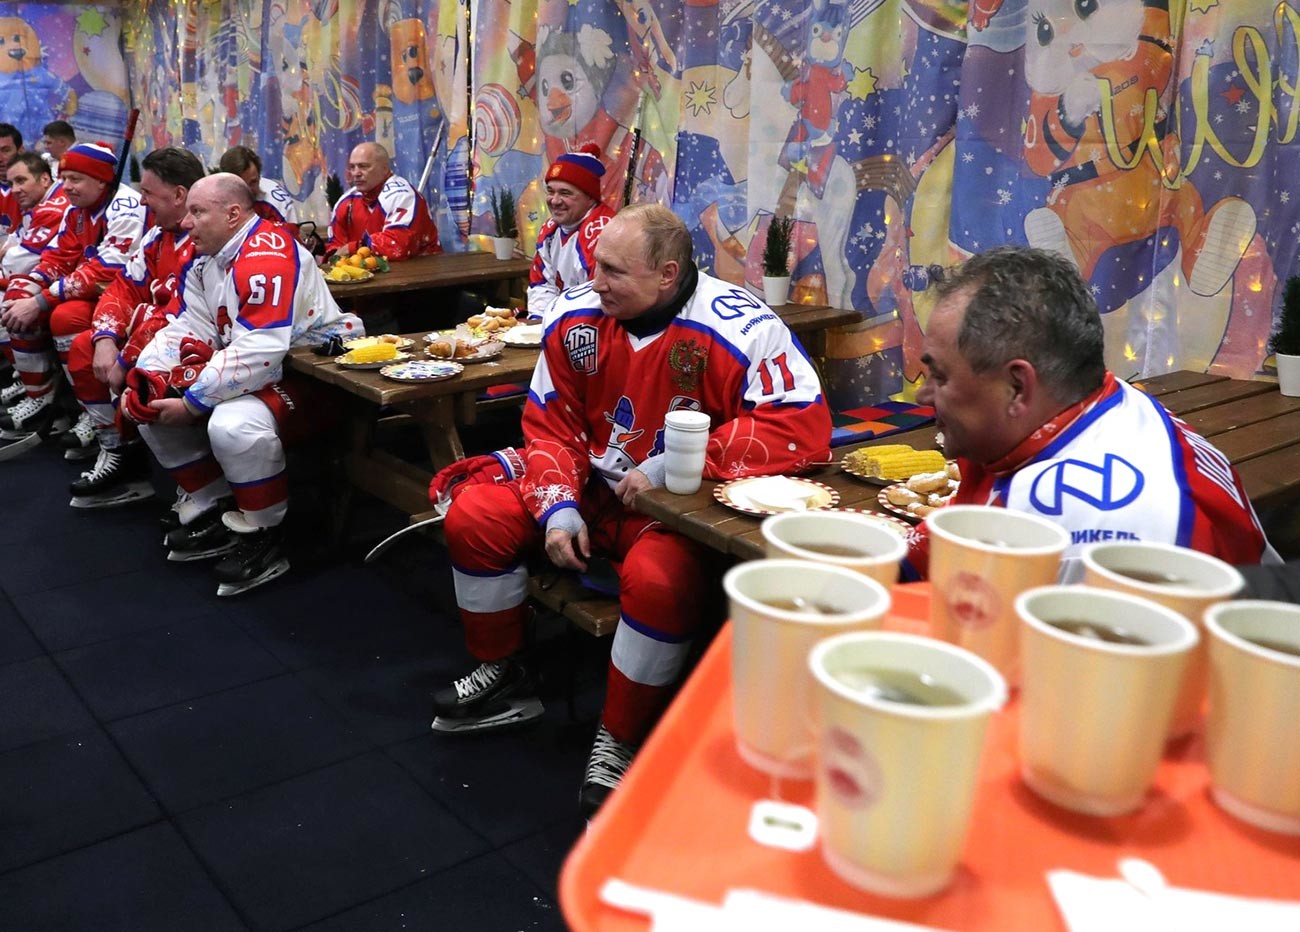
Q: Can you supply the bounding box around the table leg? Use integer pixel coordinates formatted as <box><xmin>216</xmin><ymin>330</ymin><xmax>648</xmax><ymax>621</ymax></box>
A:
<box><xmin>404</xmin><ymin>395</ymin><xmax>466</xmax><ymax>470</ymax></box>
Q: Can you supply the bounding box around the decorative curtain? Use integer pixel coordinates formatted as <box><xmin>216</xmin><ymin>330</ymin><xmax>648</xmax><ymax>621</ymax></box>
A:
<box><xmin>3</xmin><ymin>0</ymin><xmax>1295</xmax><ymax>409</ymax></box>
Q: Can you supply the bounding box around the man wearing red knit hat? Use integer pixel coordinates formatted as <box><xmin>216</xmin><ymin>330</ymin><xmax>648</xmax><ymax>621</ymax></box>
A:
<box><xmin>527</xmin><ymin>143</ymin><xmax>615</xmax><ymax>318</ymax></box>
<box><xmin>0</xmin><ymin>141</ymin><xmax>146</xmax><ymax>445</ymax></box>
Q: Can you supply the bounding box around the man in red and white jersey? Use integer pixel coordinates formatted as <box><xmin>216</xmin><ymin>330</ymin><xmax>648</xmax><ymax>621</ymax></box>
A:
<box><xmin>0</xmin><ymin>153</ymin><xmax>68</xmax><ymax>288</ymax></box>
<box><xmin>0</xmin><ymin>141</ymin><xmax>146</xmax><ymax>440</ymax></box>
<box><xmin>218</xmin><ymin>145</ymin><xmax>299</xmax><ymax>235</ymax></box>
<box><xmin>527</xmin><ymin>143</ymin><xmax>616</xmax><ymax>318</ymax></box>
<box><xmin>904</xmin><ymin>246</ymin><xmax>1279</xmax><ymax>581</ymax></box>
<box><xmin>127</xmin><ymin>174</ymin><xmax>362</xmax><ymax>596</ymax></box>
<box><xmin>59</xmin><ymin>147</ymin><xmax>205</xmax><ymax>494</ymax></box>
<box><xmin>327</xmin><ymin>142</ymin><xmax>439</xmax><ymax>261</ymax></box>
<box><xmin>431</xmin><ymin>205</ymin><xmax>832</xmax><ymax>817</ymax></box>
<box><xmin>0</xmin><ymin>123</ymin><xmax>23</xmax><ymax>238</ymax></box>
<box><xmin>0</xmin><ymin>153</ymin><xmax>69</xmax><ymax>421</ymax></box>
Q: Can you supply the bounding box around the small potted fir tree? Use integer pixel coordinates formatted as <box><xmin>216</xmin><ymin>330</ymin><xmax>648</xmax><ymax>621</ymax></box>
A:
<box><xmin>762</xmin><ymin>214</ymin><xmax>794</xmax><ymax>306</ymax></box>
<box><xmin>1271</xmin><ymin>275</ymin><xmax>1300</xmax><ymax>396</ymax></box>
<box><xmin>489</xmin><ymin>186</ymin><xmax>519</xmax><ymax>260</ymax></box>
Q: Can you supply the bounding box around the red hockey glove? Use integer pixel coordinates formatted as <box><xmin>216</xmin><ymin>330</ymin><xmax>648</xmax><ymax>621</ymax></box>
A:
<box><xmin>428</xmin><ymin>448</ymin><xmax>525</xmax><ymax>505</ymax></box>
<box><xmin>119</xmin><ymin>368</ymin><xmax>171</xmax><ymax>424</ymax></box>
<box><xmin>169</xmin><ymin>337</ymin><xmax>214</xmax><ymax>390</ymax></box>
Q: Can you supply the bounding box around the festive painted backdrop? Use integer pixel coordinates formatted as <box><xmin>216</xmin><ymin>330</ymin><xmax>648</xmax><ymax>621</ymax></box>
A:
<box><xmin>2</xmin><ymin>0</ymin><xmax>1297</xmax><ymax>408</ymax></box>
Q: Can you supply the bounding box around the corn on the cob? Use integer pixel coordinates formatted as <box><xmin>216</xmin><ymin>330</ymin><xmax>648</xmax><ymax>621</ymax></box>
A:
<box><xmin>346</xmin><ymin>342</ymin><xmax>399</xmax><ymax>363</ymax></box>
<box><xmin>843</xmin><ymin>445</ymin><xmax>911</xmax><ymax>474</ymax></box>
<box><xmin>863</xmin><ymin>448</ymin><xmax>946</xmax><ymax>479</ymax></box>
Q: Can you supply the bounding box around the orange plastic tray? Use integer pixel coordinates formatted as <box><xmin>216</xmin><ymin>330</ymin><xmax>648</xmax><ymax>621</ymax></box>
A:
<box><xmin>560</xmin><ymin>584</ymin><xmax>1300</xmax><ymax>930</ymax></box>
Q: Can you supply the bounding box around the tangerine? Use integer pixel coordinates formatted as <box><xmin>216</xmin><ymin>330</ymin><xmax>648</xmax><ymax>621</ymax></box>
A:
<box><xmin>356</xmin><ymin>246</ymin><xmax>372</xmax><ymax>258</ymax></box>
<box><xmin>363</xmin><ymin>257</ymin><xmax>379</xmax><ymax>270</ymax></box>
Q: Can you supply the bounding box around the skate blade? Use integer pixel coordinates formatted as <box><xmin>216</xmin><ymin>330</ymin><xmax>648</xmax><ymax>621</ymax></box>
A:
<box><xmin>430</xmin><ymin>698</ymin><xmax>545</xmax><ymax>734</ymax></box>
<box><xmin>216</xmin><ymin>557</ymin><xmax>290</xmax><ymax>597</ymax></box>
<box><xmin>0</xmin><ymin>427</ymin><xmax>36</xmax><ymax>442</ymax></box>
<box><xmin>0</xmin><ymin>433</ymin><xmax>43</xmax><ymax>461</ymax></box>
<box><xmin>167</xmin><ymin>541</ymin><xmax>239</xmax><ymax>563</ymax></box>
<box><xmin>69</xmin><ymin>482</ymin><xmax>156</xmax><ymax>510</ymax></box>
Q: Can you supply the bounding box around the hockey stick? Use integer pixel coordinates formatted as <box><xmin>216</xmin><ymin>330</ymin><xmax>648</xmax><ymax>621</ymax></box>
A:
<box><xmin>111</xmin><ymin>108</ymin><xmax>140</xmax><ymax>195</ymax></box>
<box><xmin>622</xmin><ymin>90</ymin><xmax>647</xmax><ymax>207</ymax></box>
<box><xmin>363</xmin><ymin>511</ymin><xmax>446</xmax><ymax>564</ymax></box>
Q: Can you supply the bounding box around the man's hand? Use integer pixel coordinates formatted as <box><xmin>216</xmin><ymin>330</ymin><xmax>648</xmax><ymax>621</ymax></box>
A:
<box><xmin>148</xmin><ymin>397</ymin><xmax>199</xmax><ymax>426</ymax></box>
<box><xmin>614</xmin><ymin>468</ymin><xmax>654</xmax><ymax>508</ymax></box>
<box><xmin>2</xmin><ymin>297</ymin><xmax>42</xmax><ymax>334</ymax></box>
<box><xmin>545</xmin><ymin>525</ymin><xmax>591</xmax><ymax>572</ymax></box>
<box><xmin>91</xmin><ymin>338</ymin><xmax>120</xmax><ymax>385</ymax></box>
<box><xmin>107</xmin><ymin>363</ymin><xmax>127</xmax><ymax>395</ymax></box>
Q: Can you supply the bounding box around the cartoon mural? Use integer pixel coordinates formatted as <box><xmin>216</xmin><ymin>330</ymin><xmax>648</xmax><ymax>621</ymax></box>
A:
<box><xmin>3</xmin><ymin>0</ymin><xmax>1298</xmax><ymax>411</ymax></box>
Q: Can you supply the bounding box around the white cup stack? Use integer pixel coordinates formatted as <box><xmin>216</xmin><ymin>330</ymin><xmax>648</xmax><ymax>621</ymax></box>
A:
<box><xmin>663</xmin><ymin>410</ymin><xmax>711</xmax><ymax>494</ymax></box>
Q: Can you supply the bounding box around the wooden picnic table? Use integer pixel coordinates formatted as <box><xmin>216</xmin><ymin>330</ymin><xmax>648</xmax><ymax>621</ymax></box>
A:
<box><xmin>288</xmin><ymin>301</ymin><xmax>858</xmax><ymax>521</ymax></box>
<box><xmin>634</xmin><ymin>370</ymin><xmax>1300</xmax><ymax>562</ymax></box>
<box><xmin>325</xmin><ymin>251</ymin><xmax>532</xmax><ymax>302</ymax></box>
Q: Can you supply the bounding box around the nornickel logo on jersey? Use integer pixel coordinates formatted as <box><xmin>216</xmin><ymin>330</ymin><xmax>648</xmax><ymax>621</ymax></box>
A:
<box><xmin>247</xmin><ymin>230</ymin><xmax>287</xmax><ymax>251</ymax></box>
<box><xmin>565</xmin><ymin>324</ymin><xmax>599</xmax><ymax>374</ymax></box>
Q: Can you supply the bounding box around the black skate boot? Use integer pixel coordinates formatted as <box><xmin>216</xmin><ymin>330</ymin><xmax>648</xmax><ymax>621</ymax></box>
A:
<box><xmin>430</xmin><ymin>657</ymin><xmax>543</xmax><ymax>734</ymax></box>
<box><xmin>68</xmin><ymin>443</ymin><xmax>155</xmax><ymax>509</ymax></box>
<box><xmin>212</xmin><ymin>516</ymin><xmax>290</xmax><ymax>597</ymax></box>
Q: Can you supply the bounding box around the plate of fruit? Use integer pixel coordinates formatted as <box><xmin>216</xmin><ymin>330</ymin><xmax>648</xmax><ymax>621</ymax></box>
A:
<box><xmin>325</xmin><ymin>247</ymin><xmax>389</xmax><ymax>283</ymax></box>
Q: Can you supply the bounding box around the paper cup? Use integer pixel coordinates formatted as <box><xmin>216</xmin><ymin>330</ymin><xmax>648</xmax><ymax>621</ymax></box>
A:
<box><xmin>1204</xmin><ymin>600</ymin><xmax>1300</xmax><ymax>835</ymax></box>
<box><xmin>761</xmin><ymin>511</ymin><xmax>907</xmax><ymax>588</ymax></box>
<box><xmin>809</xmin><ymin>631</ymin><xmax>1006</xmax><ymax>898</ymax></box>
<box><xmin>927</xmin><ymin>506</ymin><xmax>1069</xmax><ymax>685</ymax></box>
<box><xmin>1081</xmin><ymin>542</ymin><xmax>1244</xmax><ymax>738</ymax></box>
<box><xmin>1016</xmin><ymin>586</ymin><xmax>1198</xmax><ymax>816</ymax></box>
<box><xmin>725</xmin><ymin>560</ymin><xmax>891</xmax><ymax>779</ymax></box>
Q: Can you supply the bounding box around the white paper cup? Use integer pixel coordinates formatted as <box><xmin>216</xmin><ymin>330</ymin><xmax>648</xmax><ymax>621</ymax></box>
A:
<box><xmin>725</xmin><ymin>560</ymin><xmax>891</xmax><ymax>779</ymax></box>
<box><xmin>1081</xmin><ymin>541</ymin><xmax>1244</xmax><ymax>738</ymax></box>
<box><xmin>809</xmin><ymin>631</ymin><xmax>1006</xmax><ymax>898</ymax></box>
<box><xmin>1204</xmin><ymin>600</ymin><xmax>1300</xmax><ymax>835</ymax></box>
<box><xmin>927</xmin><ymin>506</ymin><xmax>1069</xmax><ymax>685</ymax></box>
<box><xmin>1016</xmin><ymin>586</ymin><xmax>1198</xmax><ymax>816</ymax></box>
<box><xmin>663</xmin><ymin>410</ymin><xmax>711</xmax><ymax>494</ymax></box>
<box><xmin>761</xmin><ymin>511</ymin><xmax>907</xmax><ymax>588</ymax></box>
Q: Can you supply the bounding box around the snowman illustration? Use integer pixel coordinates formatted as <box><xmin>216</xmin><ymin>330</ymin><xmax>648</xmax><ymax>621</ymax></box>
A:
<box><xmin>1021</xmin><ymin>0</ymin><xmax>1255</xmax><ymax>298</ymax></box>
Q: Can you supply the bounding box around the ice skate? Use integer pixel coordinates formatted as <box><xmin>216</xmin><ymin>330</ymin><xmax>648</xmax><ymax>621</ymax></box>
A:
<box><xmin>213</xmin><ymin>517</ymin><xmax>290</xmax><ymax>596</ymax></box>
<box><xmin>578</xmin><ymin>724</ymin><xmax>637</xmax><ymax>819</ymax></box>
<box><xmin>430</xmin><ymin>658</ymin><xmax>544</xmax><ymax>734</ymax></box>
<box><xmin>60</xmin><ymin>411</ymin><xmax>98</xmax><ymax>462</ymax></box>
<box><xmin>0</xmin><ymin>394</ymin><xmax>69</xmax><ymax>442</ymax></box>
<box><xmin>165</xmin><ymin>500</ymin><xmax>238</xmax><ymax>562</ymax></box>
<box><xmin>69</xmin><ymin>444</ymin><xmax>155</xmax><ymax>509</ymax></box>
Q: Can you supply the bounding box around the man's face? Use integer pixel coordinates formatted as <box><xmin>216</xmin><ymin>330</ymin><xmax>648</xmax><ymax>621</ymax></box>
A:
<box><xmin>139</xmin><ymin>169</ymin><xmax>188</xmax><ymax>231</ymax></box>
<box><xmin>7</xmin><ymin>162</ymin><xmax>50</xmax><ymax>211</ymax></box>
<box><xmin>346</xmin><ymin>147</ymin><xmax>387</xmax><ymax>194</ymax></box>
<box><xmin>0</xmin><ymin>135</ymin><xmax>19</xmax><ymax>172</ymax></box>
<box><xmin>237</xmin><ymin>164</ymin><xmax>261</xmax><ymax>196</ymax></box>
<box><xmin>42</xmin><ymin>134</ymin><xmax>71</xmax><ymax>159</ymax></box>
<box><xmin>590</xmin><ymin>218</ymin><xmax>673</xmax><ymax>321</ymax></box>
<box><xmin>182</xmin><ymin>185</ymin><xmax>234</xmax><ymax>255</ymax></box>
<box><xmin>60</xmin><ymin>169</ymin><xmax>109</xmax><ymax>209</ymax></box>
<box><xmin>545</xmin><ymin>181</ymin><xmax>596</xmax><ymax>228</ymax></box>
<box><xmin>916</xmin><ymin>290</ymin><xmax>1015</xmax><ymax>465</ymax></box>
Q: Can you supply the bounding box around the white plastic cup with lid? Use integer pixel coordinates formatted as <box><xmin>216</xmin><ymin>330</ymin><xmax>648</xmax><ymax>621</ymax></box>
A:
<box><xmin>663</xmin><ymin>410</ymin><xmax>711</xmax><ymax>494</ymax></box>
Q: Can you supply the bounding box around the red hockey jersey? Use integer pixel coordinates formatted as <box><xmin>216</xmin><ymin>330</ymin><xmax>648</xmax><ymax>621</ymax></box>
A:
<box><xmin>0</xmin><ymin>181</ymin><xmax>68</xmax><ymax>282</ymax></box>
<box><xmin>92</xmin><ymin>224</ymin><xmax>196</xmax><ymax>366</ymax></box>
<box><xmin>12</xmin><ymin>183</ymin><xmax>147</xmax><ymax>305</ymax></box>
<box><xmin>518</xmin><ymin>269</ymin><xmax>832</xmax><ymax>524</ymax></box>
<box><xmin>327</xmin><ymin>173</ymin><xmax>439</xmax><ymax>260</ymax></box>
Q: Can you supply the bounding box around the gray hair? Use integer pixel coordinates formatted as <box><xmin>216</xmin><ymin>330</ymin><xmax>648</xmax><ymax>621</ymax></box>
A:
<box><xmin>937</xmin><ymin>246</ymin><xmax>1105</xmax><ymax>403</ymax></box>
<box><xmin>617</xmin><ymin>203</ymin><xmax>692</xmax><ymax>270</ymax></box>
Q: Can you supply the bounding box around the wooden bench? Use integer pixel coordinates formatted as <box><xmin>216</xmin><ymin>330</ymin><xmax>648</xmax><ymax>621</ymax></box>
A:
<box><xmin>527</xmin><ymin>573</ymin><xmax>620</xmax><ymax>637</ymax></box>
